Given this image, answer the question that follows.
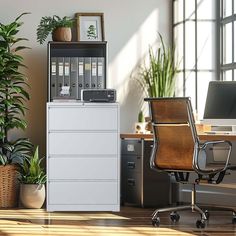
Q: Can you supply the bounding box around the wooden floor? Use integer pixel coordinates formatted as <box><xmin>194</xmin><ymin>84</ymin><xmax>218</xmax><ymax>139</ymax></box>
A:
<box><xmin>0</xmin><ymin>206</ymin><xmax>235</xmax><ymax>235</ymax></box>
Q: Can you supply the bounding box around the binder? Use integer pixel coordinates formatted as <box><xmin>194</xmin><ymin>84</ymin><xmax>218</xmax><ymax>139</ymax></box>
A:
<box><xmin>70</xmin><ymin>57</ymin><xmax>78</xmax><ymax>99</ymax></box>
<box><xmin>57</xmin><ymin>57</ymin><xmax>64</xmax><ymax>96</ymax></box>
<box><xmin>78</xmin><ymin>57</ymin><xmax>84</xmax><ymax>99</ymax></box>
<box><xmin>97</xmin><ymin>57</ymin><xmax>105</xmax><ymax>89</ymax></box>
<box><xmin>50</xmin><ymin>57</ymin><xmax>57</xmax><ymax>100</ymax></box>
<box><xmin>84</xmin><ymin>57</ymin><xmax>91</xmax><ymax>89</ymax></box>
<box><xmin>64</xmin><ymin>57</ymin><xmax>70</xmax><ymax>87</ymax></box>
<box><xmin>91</xmin><ymin>57</ymin><xmax>98</xmax><ymax>89</ymax></box>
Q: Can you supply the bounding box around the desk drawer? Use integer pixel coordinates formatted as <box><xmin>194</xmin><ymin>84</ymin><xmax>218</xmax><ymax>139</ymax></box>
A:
<box><xmin>48</xmin><ymin>132</ymin><xmax>118</xmax><ymax>155</ymax></box>
<box><xmin>48</xmin><ymin>106</ymin><xmax>118</xmax><ymax>131</ymax></box>
<box><xmin>122</xmin><ymin>155</ymin><xmax>141</xmax><ymax>173</ymax></box>
<box><xmin>48</xmin><ymin>157</ymin><xmax>118</xmax><ymax>180</ymax></box>
<box><xmin>48</xmin><ymin>181</ymin><xmax>118</xmax><ymax>205</ymax></box>
<box><xmin>123</xmin><ymin>173</ymin><xmax>141</xmax><ymax>205</ymax></box>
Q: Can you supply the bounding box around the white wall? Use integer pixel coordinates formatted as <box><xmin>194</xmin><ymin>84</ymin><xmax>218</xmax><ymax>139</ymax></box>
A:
<box><xmin>0</xmin><ymin>0</ymin><xmax>172</xmax><ymax>154</ymax></box>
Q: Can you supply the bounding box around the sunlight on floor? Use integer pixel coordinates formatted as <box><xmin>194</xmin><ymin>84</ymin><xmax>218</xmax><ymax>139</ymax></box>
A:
<box><xmin>0</xmin><ymin>209</ymin><xmax>129</xmax><ymax>220</ymax></box>
<box><xmin>0</xmin><ymin>208</ymin><xmax>234</xmax><ymax>235</ymax></box>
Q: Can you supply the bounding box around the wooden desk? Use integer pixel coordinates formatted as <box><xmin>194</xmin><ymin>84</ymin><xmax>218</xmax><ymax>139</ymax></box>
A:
<box><xmin>120</xmin><ymin>133</ymin><xmax>236</xmax><ymax>141</ymax></box>
<box><xmin>198</xmin><ymin>132</ymin><xmax>236</xmax><ymax>141</ymax></box>
<box><xmin>120</xmin><ymin>132</ymin><xmax>236</xmax><ymax>208</ymax></box>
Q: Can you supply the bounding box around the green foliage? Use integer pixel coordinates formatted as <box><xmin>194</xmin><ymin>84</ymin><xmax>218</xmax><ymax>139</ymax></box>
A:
<box><xmin>0</xmin><ymin>13</ymin><xmax>33</xmax><ymax>166</ymax></box>
<box><xmin>138</xmin><ymin>110</ymin><xmax>145</xmax><ymax>123</ymax></box>
<box><xmin>0</xmin><ymin>138</ymin><xmax>33</xmax><ymax>165</ymax></box>
<box><xmin>19</xmin><ymin>146</ymin><xmax>46</xmax><ymax>184</ymax></box>
<box><xmin>139</xmin><ymin>33</ymin><xmax>178</xmax><ymax>98</ymax></box>
<box><xmin>0</xmin><ymin>13</ymin><xmax>30</xmax><ymax>143</ymax></box>
<box><xmin>37</xmin><ymin>15</ymin><xmax>74</xmax><ymax>44</ymax></box>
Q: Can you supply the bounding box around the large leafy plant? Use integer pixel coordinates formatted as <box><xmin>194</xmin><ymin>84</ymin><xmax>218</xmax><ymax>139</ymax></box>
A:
<box><xmin>37</xmin><ymin>15</ymin><xmax>74</xmax><ymax>44</ymax></box>
<box><xmin>139</xmin><ymin>33</ymin><xmax>178</xmax><ymax>97</ymax></box>
<box><xmin>19</xmin><ymin>146</ymin><xmax>46</xmax><ymax>184</ymax></box>
<box><xmin>0</xmin><ymin>13</ymin><xmax>33</xmax><ymax>165</ymax></box>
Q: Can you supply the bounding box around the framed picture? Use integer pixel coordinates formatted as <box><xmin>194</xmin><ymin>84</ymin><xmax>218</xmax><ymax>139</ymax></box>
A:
<box><xmin>75</xmin><ymin>13</ymin><xmax>105</xmax><ymax>41</ymax></box>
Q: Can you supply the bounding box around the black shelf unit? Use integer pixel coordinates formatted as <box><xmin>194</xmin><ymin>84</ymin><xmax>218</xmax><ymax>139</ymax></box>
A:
<box><xmin>48</xmin><ymin>41</ymin><xmax>107</xmax><ymax>101</ymax></box>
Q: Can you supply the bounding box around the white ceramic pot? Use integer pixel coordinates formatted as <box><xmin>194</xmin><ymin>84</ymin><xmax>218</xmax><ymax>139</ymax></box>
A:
<box><xmin>135</xmin><ymin>122</ymin><xmax>148</xmax><ymax>134</ymax></box>
<box><xmin>20</xmin><ymin>184</ymin><xmax>45</xmax><ymax>209</ymax></box>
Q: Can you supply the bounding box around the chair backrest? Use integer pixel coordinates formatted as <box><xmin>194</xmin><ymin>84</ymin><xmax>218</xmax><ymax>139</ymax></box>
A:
<box><xmin>145</xmin><ymin>97</ymin><xmax>199</xmax><ymax>171</ymax></box>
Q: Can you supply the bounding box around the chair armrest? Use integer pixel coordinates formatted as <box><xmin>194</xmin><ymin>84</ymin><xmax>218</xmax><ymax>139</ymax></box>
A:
<box><xmin>200</xmin><ymin>140</ymin><xmax>232</xmax><ymax>149</ymax></box>
<box><xmin>194</xmin><ymin>140</ymin><xmax>232</xmax><ymax>176</ymax></box>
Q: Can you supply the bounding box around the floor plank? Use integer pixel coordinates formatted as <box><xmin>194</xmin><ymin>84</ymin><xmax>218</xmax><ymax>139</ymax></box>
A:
<box><xmin>0</xmin><ymin>207</ymin><xmax>235</xmax><ymax>235</ymax></box>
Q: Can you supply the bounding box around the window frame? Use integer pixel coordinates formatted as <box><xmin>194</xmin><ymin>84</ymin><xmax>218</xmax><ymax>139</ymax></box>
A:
<box><xmin>172</xmin><ymin>0</ymin><xmax>218</xmax><ymax>115</ymax></box>
<box><xmin>219</xmin><ymin>0</ymin><xmax>236</xmax><ymax>81</ymax></box>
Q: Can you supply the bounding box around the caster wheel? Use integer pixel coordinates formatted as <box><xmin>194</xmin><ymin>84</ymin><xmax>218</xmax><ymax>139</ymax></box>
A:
<box><xmin>196</xmin><ymin>219</ymin><xmax>206</xmax><ymax>229</ymax></box>
<box><xmin>204</xmin><ymin>210</ymin><xmax>210</xmax><ymax>220</ymax></box>
<box><xmin>170</xmin><ymin>212</ymin><xmax>180</xmax><ymax>222</ymax></box>
<box><xmin>232</xmin><ymin>217</ymin><xmax>236</xmax><ymax>224</ymax></box>
<box><xmin>152</xmin><ymin>217</ymin><xmax>160</xmax><ymax>227</ymax></box>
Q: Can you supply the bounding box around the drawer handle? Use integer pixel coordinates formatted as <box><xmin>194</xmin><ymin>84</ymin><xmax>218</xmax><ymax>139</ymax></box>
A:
<box><xmin>127</xmin><ymin>162</ymin><xmax>135</xmax><ymax>169</ymax></box>
<box><xmin>127</xmin><ymin>179</ymin><xmax>135</xmax><ymax>186</ymax></box>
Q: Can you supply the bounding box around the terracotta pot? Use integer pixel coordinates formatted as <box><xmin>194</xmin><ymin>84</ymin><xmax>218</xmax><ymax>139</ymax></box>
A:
<box><xmin>52</xmin><ymin>27</ymin><xmax>72</xmax><ymax>42</ymax></box>
<box><xmin>20</xmin><ymin>184</ymin><xmax>45</xmax><ymax>209</ymax></box>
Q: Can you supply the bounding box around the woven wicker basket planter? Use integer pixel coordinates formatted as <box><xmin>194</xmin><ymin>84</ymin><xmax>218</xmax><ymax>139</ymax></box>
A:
<box><xmin>0</xmin><ymin>165</ymin><xmax>19</xmax><ymax>208</ymax></box>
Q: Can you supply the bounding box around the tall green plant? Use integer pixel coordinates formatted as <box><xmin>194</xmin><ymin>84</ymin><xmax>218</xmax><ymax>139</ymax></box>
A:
<box><xmin>139</xmin><ymin>33</ymin><xmax>178</xmax><ymax>97</ymax></box>
<box><xmin>0</xmin><ymin>13</ymin><xmax>33</xmax><ymax>165</ymax></box>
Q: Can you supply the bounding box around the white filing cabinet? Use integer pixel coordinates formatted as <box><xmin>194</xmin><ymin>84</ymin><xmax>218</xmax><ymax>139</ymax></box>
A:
<box><xmin>46</xmin><ymin>102</ymin><xmax>120</xmax><ymax>211</ymax></box>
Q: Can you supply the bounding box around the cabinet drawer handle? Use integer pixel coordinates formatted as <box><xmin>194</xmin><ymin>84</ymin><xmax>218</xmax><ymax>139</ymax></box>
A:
<box><xmin>127</xmin><ymin>162</ymin><xmax>135</xmax><ymax>169</ymax></box>
<box><xmin>127</xmin><ymin>179</ymin><xmax>135</xmax><ymax>186</ymax></box>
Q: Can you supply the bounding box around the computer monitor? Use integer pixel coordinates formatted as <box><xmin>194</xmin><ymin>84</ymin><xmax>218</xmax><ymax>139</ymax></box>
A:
<box><xmin>202</xmin><ymin>81</ymin><xmax>236</xmax><ymax>131</ymax></box>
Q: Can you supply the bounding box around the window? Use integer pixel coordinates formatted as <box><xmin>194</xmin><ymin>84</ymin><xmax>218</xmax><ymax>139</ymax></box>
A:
<box><xmin>220</xmin><ymin>0</ymin><xmax>236</xmax><ymax>81</ymax></box>
<box><xmin>173</xmin><ymin>0</ymin><xmax>217</xmax><ymax>118</ymax></box>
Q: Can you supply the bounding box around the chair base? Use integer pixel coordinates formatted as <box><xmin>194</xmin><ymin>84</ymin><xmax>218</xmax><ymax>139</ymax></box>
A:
<box><xmin>152</xmin><ymin>203</ymin><xmax>207</xmax><ymax>228</ymax></box>
<box><xmin>152</xmin><ymin>203</ymin><xmax>207</xmax><ymax>220</ymax></box>
<box><xmin>151</xmin><ymin>184</ymin><xmax>236</xmax><ymax>228</ymax></box>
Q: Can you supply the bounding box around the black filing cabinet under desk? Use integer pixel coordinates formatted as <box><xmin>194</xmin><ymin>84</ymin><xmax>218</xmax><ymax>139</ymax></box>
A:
<box><xmin>121</xmin><ymin>134</ymin><xmax>171</xmax><ymax>208</ymax></box>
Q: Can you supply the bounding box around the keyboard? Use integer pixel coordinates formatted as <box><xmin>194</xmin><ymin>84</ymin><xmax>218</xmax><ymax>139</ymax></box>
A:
<box><xmin>204</xmin><ymin>131</ymin><xmax>235</xmax><ymax>135</ymax></box>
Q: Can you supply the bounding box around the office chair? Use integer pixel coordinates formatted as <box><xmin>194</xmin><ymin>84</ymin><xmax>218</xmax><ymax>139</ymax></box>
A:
<box><xmin>144</xmin><ymin>97</ymin><xmax>236</xmax><ymax>228</ymax></box>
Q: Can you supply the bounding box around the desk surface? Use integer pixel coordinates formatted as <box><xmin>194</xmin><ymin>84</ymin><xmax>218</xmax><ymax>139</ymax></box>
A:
<box><xmin>120</xmin><ymin>133</ymin><xmax>236</xmax><ymax>141</ymax></box>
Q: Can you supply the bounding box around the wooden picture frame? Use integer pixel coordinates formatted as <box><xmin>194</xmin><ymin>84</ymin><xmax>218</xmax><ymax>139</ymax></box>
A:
<box><xmin>75</xmin><ymin>13</ymin><xmax>105</xmax><ymax>41</ymax></box>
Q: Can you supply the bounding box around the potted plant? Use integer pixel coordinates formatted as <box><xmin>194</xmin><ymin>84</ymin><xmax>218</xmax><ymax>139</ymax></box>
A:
<box><xmin>0</xmin><ymin>13</ymin><xmax>33</xmax><ymax>207</ymax></box>
<box><xmin>135</xmin><ymin>110</ymin><xmax>147</xmax><ymax>134</ymax></box>
<box><xmin>19</xmin><ymin>146</ymin><xmax>46</xmax><ymax>209</ymax></box>
<box><xmin>138</xmin><ymin>33</ymin><xmax>178</xmax><ymax>98</ymax></box>
<box><xmin>37</xmin><ymin>15</ymin><xmax>74</xmax><ymax>44</ymax></box>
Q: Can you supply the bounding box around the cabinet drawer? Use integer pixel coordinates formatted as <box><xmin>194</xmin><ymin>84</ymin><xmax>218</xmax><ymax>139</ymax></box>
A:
<box><xmin>48</xmin><ymin>106</ymin><xmax>118</xmax><ymax>131</ymax></box>
<box><xmin>123</xmin><ymin>173</ymin><xmax>141</xmax><ymax>205</ymax></box>
<box><xmin>48</xmin><ymin>132</ymin><xmax>118</xmax><ymax>155</ymax></box>
<box><xmin>122</xmin><ymin>155</ymin><xmax>141</xmax><ymax>173</ymax></box>
<box><xmin>48</xmin><ymin>181</ymin><xmax>118</xmax><ymax>205</ymax></box>
<box><xmin>48</xmin><ymin>157</ymin><xmax>118</xmax><ymax>180</ymax></box>
<box><xmin>121</xmin><ymin>140</ymin><xmax>142</xmax><ymax>155</ymax></box>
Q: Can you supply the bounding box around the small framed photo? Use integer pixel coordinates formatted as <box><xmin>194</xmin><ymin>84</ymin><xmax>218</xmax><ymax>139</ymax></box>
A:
<box><xmin>75</xmin><ymin>13</ymin><xmax>105</xmax><ymax>41</ymax></box>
